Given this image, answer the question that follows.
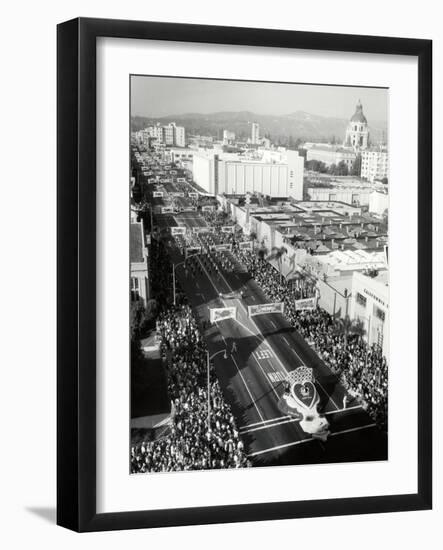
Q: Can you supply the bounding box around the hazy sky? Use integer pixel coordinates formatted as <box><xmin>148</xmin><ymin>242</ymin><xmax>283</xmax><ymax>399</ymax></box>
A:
<box><xmin>131</xmin><ymin>76</ymin><xmax>388</xmax><ymax>123</ymax></box>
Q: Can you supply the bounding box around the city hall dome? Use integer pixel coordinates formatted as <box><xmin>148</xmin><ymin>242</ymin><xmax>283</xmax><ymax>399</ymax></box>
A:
<box><xmin>350</xmin><ymin>100</ymin><xmax>368</xmax><ymax>123</ymax></box>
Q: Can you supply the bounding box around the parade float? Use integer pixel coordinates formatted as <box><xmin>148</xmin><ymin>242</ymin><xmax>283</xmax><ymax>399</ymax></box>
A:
<box><xmin>278</xmin><ymin>366</ymin><xmax>330</xmax><ymax>441</ymax></box>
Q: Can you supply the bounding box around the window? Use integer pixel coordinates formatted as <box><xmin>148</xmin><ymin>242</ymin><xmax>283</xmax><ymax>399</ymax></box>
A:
<box><xmin>356</xmin><ymin>292</ymin><xmax>367</xmax><ymax>307</ymax></box>
<box><xmin>131</xmin><ymin>277</ymin><xmax>140</xmax><ymax>301</ymax></box>
<box><xmin>374</xmin><ymin>306</ymin><xmax>385</xmax><ymax>322</ymax></box>
<box><xmin>377</xmin><ymin>329</ymin><xmax>384</xmax><ymax>350</ymax></box>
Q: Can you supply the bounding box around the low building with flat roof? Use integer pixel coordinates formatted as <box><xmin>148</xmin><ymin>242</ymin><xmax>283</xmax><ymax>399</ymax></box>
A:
<box><xmin>130</xmin><ymin>219</ymin><xmax>150</xmax><ymax>306</ymax></box>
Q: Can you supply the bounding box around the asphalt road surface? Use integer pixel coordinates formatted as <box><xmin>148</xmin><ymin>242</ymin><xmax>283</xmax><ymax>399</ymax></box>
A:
<box><xmin>157</xmin><ymin>210</ymin><xmax>387</xmax><ymax>467</ymax></box>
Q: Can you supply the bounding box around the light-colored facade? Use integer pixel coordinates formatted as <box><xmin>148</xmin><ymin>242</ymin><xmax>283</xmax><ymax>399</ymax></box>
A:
<box><xmin>306</xmin><ymin>145</ymin><xmax>357</xmax><ymax>170</ymax></box>
<box><xmin>350</xmin><ymin>270</ymin><xmax>389</xmax><ymax>357</ymax></box>
<box><xmin>307</xmin><ymin>185</ymin><xmax>373</xmax><ymax>206</ymax></box>
<box><xmin>174</xmin><ymin>125</ymin><xmax>186</xmax><ymax>147</ymax></box>
<box><xmin>368</xmin><ymin>190</ymin><xmax>389</xmax><ymax>216</ymax></box>
<box><xmin>192</xmin><ymin>150</ymin><xmax>304</xmax><ymax>199</ymax></box>
<box><xmin>361</xmin><ymin>149</ymin><xmax>389</xmax><ymax>182</ymax></box>
<box><xmin>343</xmin><ymin>100</ymin><xmax>370</xmax><ymax>150</ymax></box>
<box><xmin>137</xmin><ymin>122</ymin><xmax>186</xmax><ymax>147</ymax></box>
<box><xmin>130</xmin><ymin>220</ymin><xmax>150</xmax><ymax>306</ymax></box>
<box><xmin>223</xmin><ymin>130</ymin><xmax>235</xmax><ymax>144</ymax></box>
<box><xmin>167</xmin><ymin>148</ymin><xmax>194</xmax><ymax>164</ymax></box>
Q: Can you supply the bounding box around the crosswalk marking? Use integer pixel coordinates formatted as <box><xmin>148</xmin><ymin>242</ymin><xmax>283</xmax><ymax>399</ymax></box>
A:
<box><xmin>267</xmin><ymin>372</ymin><xmax>286</xmax><ymax>383</ymax></box>
<box><xmin>253</xmin><ymin>348</ymin><xmax>273</xmax><ymax>361</ymax></box>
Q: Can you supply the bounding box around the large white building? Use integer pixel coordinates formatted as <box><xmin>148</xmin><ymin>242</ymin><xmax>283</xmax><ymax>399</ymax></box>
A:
<box><xmin>350</xmin><ymin>270</ymin><xmax>389</xmax><ymax>357</ymax></box>
<box><xmin>361</xmin><ymin>148</ymin><xmax>389</xmax><ymax>182</ymax></box>
<box><xmin>192</xmin><ymin>149</ymin><xmax>304</xmax><ymax>199</ymax></box>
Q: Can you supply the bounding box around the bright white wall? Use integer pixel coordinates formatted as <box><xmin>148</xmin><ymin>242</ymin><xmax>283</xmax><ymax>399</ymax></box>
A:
<box><xmin>192</xmin><ymin>152</ymin><xmax>214</xmax><ymax>193</ymax></box>
<box><xmin>0</xmin><ymin>0</ymin><xmax>441</xmax><ymax>548</ymax></box>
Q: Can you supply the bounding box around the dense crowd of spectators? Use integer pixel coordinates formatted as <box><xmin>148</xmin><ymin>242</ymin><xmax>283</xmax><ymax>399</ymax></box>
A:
<box><xmin>131</xmin><ymin>301</ymin><xmax>251</xmax><ymax>473</ymax></box>
<box><xmin>238</xmin><ymin>249</ymin><xmax>317</xmax><ymax>302</ymax></box>
<box><xmin>237</xmin><ymin>250</ymin><xmax>388</xmax><ymax>430</ymax></box>
<box><xmin>287</xmin><ymin>308</ymin><xmax>388</xmax><ymax>428</ymax></box>
<box><xmin>133</xmin><ymin>197</ymin><xmax>388</xmax><ymax>476</ymax></box>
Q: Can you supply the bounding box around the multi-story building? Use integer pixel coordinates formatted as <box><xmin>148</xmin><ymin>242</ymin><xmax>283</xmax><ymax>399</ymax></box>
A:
<box><xmin>163</xmin><ymin>124</ymin><xmax>175</xmax><ymax>145</ymax></box>
<box><xmin>167</xmin><ymin>148</ymin><xmax>194</xmax><ymax>165</ymax></box>
<box><xmin>223</xmin><ymin>130</ymin><xmax>235</xmax><ymax>144</ymax></box>
<box><xmin>304</xmin><ymin>100</ymin><xmax>375</xmax><ymax>171</ymax></box>
<box><xmin>174</xmin><ymin>125</ymin><xmax>186</xmax><ymax>147</ymax></box>
<box><xmin>192</xmin><ymin>149</ymin><xmax>304</xmax><ymax>199</ymax></box>
<box><xmin>137</xmin><ymin>122</ymin><xmax>186</xmax><ymax>148</ymax></box>
<box><xmin>361</xmin><ymin>148</ymin><xmax>389</xmax><ymax>182</ymax></box>
<box><xmin>251</xmin><ymin>122</ymin><xmax>260</xmax><ymax>144</ymax></box>
<box><xmin>130</xmin><ymin>220</ymin><xmax>150</xmax><ymax>307</ymax></box>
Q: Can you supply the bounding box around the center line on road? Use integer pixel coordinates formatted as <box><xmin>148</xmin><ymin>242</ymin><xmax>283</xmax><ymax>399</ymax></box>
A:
<box><xmin>196</xmin><ymin>242</ymin><xmax>341</xmax><ymax>412</ymax></box>
<box><xmin>230</xmin><ymin>354</ymin><xmax>265</xmax><ymax>423</ymax></box>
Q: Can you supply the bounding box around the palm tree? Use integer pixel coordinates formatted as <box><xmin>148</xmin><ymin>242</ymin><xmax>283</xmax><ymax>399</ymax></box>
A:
<box><xmin>249</xmin><ymin>231</ymin><xmax>257</xmax><ymax>250</ymax></box>
<box><xmin>335</xmin><ymin>316</ymin><xmax>353</xmax><ymax>346</ymax></box>
<box><xmin>268</xmin><ymin>246</ymin><xmax>287</xmax><ymax>282</ymax></box>
<box><xmin>145</xmin><ymin>298</ymin><xmax>158</xmax><ymax>322</ymax></box>
<box><xmin>352</xmin><ymin>317</ymin><xmax>366</xmax><ymax>343</ymax></box>
<box><xmin>334</xmin><ymin>316</ymin><xmax>366</xmax><ymax>347</ymax></box>
<box><xmin>257</xmin><ymin>246</ymin><xmax>268</xmax><ymax>260</ymax></box>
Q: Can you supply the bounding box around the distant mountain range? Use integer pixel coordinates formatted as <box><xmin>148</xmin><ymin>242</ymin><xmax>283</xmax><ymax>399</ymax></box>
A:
<box><xmin>131</xmin><ymin>110</ymin><xmax>387</xmax><ymax>145</ymax></box>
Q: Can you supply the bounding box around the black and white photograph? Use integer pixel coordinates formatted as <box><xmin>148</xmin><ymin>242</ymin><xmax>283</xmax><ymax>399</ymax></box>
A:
<box><xmin>129</xmin><ymin>76</ymin><xmax>389</xmax><ymax>473</ymax></box>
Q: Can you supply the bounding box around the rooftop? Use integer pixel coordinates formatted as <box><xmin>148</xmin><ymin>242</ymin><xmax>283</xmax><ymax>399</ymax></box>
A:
<box><xmin>130</xmin><ymin>222</ymin><xmax>145</xmax><ymax>264</ymax></box>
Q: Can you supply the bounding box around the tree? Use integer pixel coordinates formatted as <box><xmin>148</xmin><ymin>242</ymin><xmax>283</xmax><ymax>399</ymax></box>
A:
<box><xmin>333</xmin><ymin>316</ymin><xmax>366</xmax><ymax>347</ymax></box>
<box><xmin>249</xmin><ymin>231</ymin><xmax>257</xmax><ymax>250</ymax></box>
<box><xmin>329</xmin><ymin>161</ymin><xmax>349</xmax><ymax>176</ymax></box>
<box><xmin>130</xmin><ymin>300</ymin><xmax>146</xmax><ymax>340</ymax></box>
<box><xmin>145</xmin><ymin>298</ymin><xmax>158</xmax><ymax>322</ymax></box>
<box><xmin>352</xmin><ymin>318</ymin><xmax>367</xmax><ymax>343</ymax></box>
<box><xmin>257</xmin><ymin>246</ymin><xmax>268</xmax><ymax>260</ymax></box>
<box><xmin>305</xmin><ymin>159</ymin><xmax>328</xmax><ymax>173</ymax></box>
<box><xmin>268</xmin><ymin>246</ymin><xmax>287</xmax><ymax>281</ymax></box>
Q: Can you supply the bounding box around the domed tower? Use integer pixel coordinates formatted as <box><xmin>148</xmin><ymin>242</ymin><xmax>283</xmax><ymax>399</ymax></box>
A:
<box><xmin>344</xmin><ymin>100</ymin><xmax>369</xmax><ymax>150</ymax></box>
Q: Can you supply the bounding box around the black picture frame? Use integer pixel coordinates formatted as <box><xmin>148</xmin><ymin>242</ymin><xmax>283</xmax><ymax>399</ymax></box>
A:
<box><xmin>57</xmin><ymin>17</ymin><xmax>432</xmax><ymax>532</ymax></box>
